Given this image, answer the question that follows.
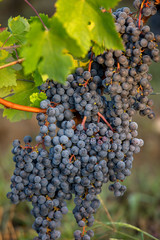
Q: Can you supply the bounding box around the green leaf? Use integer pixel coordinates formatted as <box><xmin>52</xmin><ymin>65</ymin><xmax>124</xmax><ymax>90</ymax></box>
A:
<box><xmin>0</xmin><ymin>85</ymin><xmax>15</xmax><ymax>98</ymax></box>
<box><xmin>94</xmin><ymin>222</ymin><xmax>159</xmax><ymax>240</ymax></box>
<box><xmin>55</xmin><ymin>0</ymin><xmax>91</xmax><ymax>53</ymax></box>
<box><xmin>92</xmin><ymin>42</ymin><xmax>106</xmax><ymax>56</ymax></box>
<box><xmin>56</xmin><ymin>0</ymin><xmax>123</xmax><ymax>54</ymax></box>
<box><xmin>0</xmin><ymin>29</ymin><xmax>16</xmax><ymax>46</ymax></box>
<box><xmin>0</xmin><ymin>42</ymin><xmax>17</xmax><ymax>88</ymax></box>
<box><xmin>8</xmin><ymin>16</ymin><xmax>30</xmax><ymax>43</ymax></box>
<box><xmin>33</xmin><ymin>70</ymin><xmax>43</xmax><ymax>87</ymax></box>
<box><xmin>50</xmin><ymin>17</ymin><xmax>84</xmax><ymax>58</ymax></box>
<box><xmin>29</xmin><ymin>14</ymin><xmax>50</xmax><ymax>29</ymax></box>
<box><xmin>98</xmin><ymin>0</ymin><xmax>121</xmax><ymax>10</ymax></box>
<box><xmin>89</xmin><ymin>8</ymin><xmax>124</xmax><ymax>50</ymax></box>
<box><xmin>0</xmin><ymin>80</ymin><xmax>38</xmax><ymax>122</ymax></box>
<box><xmin>30</xmin><ymin>92</ymin><xmax>47</xmax><ymax>107</ymax></box>
<box><xmin>0</xmin><ymin>67</ymin><xmax>16</xmax><ymax>88</ymax></box>
<box><xmin>21</xmin><ymin>21</ymin><xmax>74</xmax><ymax>83</ymax></box>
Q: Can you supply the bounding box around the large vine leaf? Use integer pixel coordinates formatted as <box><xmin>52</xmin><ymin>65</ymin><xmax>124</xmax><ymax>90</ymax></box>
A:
<box><xmin>0</xmin><ymin>80</ymin><xmax>38</xmax><ymax>122</ymax></box>
<box><xmin>20</xmin><ymin>18</ymin><xmax>82</xmax><ymax>84</ymax></box>
<box><xmin>55</xmin><ymin>0</ymin><xmax>123</xmax><ymax>54</ymax></box>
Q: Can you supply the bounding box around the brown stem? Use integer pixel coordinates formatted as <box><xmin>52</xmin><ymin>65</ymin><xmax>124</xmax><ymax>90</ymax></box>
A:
<box><xmin>0</xmin><ymin>98</ymin><xmax>46</xmax><ymax>113</ymax></box>
<box><xmin>97</xmin><ymin>112</ymin><xmax>114</xmax><ymax>131</ymax></box>
<box><xmin>24</xmin><ymin>0</ymin><xmax>49</xmax><ymax>31</ymax></box>
<box><xmin>0</xmin><ymin>45</ymin><xmax>21</xmax><ymax>50</ymax></box>
<box><xmin>0</xmin><ymin>58</ymin><xmax>24</xmax><ymax>70</ymax></box>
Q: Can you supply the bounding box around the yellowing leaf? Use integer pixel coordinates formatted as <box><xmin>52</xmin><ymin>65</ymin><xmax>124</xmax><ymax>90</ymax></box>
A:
<box><xmin>30</xmin><ymin>92</ymin><xmax>47</xmax><ymax>107</ymax></box>
<box><xmin>55</xmin><ymin>0</ymin><xmax>123</xmax><ymax>54</ymax></box>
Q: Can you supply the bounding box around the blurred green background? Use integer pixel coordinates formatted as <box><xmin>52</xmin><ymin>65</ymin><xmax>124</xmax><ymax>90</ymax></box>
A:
<box><xmin>0</xmin><ymin>0</ymin><xmax>160</xmax><ymax>240</ymax></box>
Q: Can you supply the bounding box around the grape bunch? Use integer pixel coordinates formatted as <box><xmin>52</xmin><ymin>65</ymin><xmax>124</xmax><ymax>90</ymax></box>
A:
<box><xmin>7</xmin><ymin>0</ymin><xmax>160</xmax><ymax>239</ymax></box>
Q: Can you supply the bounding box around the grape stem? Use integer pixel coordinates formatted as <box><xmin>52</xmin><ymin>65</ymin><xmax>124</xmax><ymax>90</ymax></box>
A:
<box><xmin>97</xmin><ymin>112</ymin><xmax>114</xmax><ymax>131</ymax></box>
<box><xmin>24</xmin><ymin>0</ymin><xmax>49</xmax><ymax>31</ymax></box>
<box><xmin>88</xmin><ymin>51</ymin><xmax>93</xmax><ymax>72</ymax></box>
<box><xmin>81</xmin><ymin>116</ymin><xmax>87</xmax><ymax>129</ymax></box>
<box><xmin>0</xmin><ymin>58</ymin><xmax>24</xmax><ymax>70</ymax></box>
<box><xmin>0</xmin><ymin>45</ymin><xmax>21</xmax><ymax>50</ymax></box>
<box><xmin>138</xmin><ymin>0</ymin><xmax>146</xmax><ymax>29</ymax></box>
<box><xmin>0</xmin><ymin>98</ymin><xmax>46</xmax><ymax>113</ymax></box>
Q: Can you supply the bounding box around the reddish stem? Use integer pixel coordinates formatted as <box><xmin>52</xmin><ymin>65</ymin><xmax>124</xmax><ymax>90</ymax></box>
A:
<box><xmin>84</xmin><ymin>79</ymin><xmax>90</xmax><ymax>88</ymax></box>
<box><xmin>138</xmin><ymin>0</ymin><xmax>146</xmax><ymax>29</ymax></box>
<box><xmin>70</xmin><ymin>109</ymin><xmax>77</xmax><ymax>113</ymax></box>
<box><xmin>97</xmin><ymin>112</ymin><xmax>114</xmax><ymax>131</ymax></box>
<box><xmin>88</xmin><ymin>52</ymin><xmax>93</xmax><ymax>72</ymax></box>
<box><xmin>0</xmin><ymin>98</ymin><xmax>46</xmax><ymax>113</ymax></box>
<box><xmin>24</xmin><ymin>0</ymin><xmax>48</xmax><ymax>31</ymax></box>
<box><xmin>81</xmin><ymin>116</ymin><xmax>87</xmax><ymax>129</ymax></box>
<box><xmin>69</xmin><ymin>154</ymin><xmax>75</xmax><ymax>163</ymax></box>
<box><xmin>82</xmin><ymin>226</ymin><xmax>86</xmax><ymax>236</ymax></box>
<box><xmin>117</xmin><ymin>62</ymin><xmax>120</xmax><ymax>72</ymax></box>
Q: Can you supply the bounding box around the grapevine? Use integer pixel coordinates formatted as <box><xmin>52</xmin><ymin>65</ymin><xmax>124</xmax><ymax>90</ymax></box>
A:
<box><xmin>0</xmin><ymin>0</ymin><xmax>160</xmax><ymax>240</ymax></box>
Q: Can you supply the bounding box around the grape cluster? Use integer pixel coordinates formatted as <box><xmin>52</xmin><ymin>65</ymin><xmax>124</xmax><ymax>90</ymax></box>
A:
<box><xmin>7</xmin><ymin>0</ymin><xmax>160</xmax><ymax>239</ymax></box>
<box><xmin>133</xmin><ymin>0</ymin><xmax>158</xmax><ymax>17</ymax></box>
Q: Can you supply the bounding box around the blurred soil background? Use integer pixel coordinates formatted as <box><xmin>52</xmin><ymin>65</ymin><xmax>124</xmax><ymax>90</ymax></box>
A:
<box><xmin>0</xmin><ymin>0</ymin><xmax>160</xmax><ymax>239</ymax></box>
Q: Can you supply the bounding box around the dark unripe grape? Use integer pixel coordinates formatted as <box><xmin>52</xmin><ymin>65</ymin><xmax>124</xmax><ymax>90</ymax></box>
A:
<box><xmin>67</xmin><ymin>74</ymin><xmax>74</xmax><ymax>82</ymax></box>
<box><xmin>145</xmin><ymin>32</ymin><xmax>154</xmax><ymax>41</ymax></box>
<box><xmin>12</xmin><ymin>139</ymin><xmax>20</xmax><ymax>147</ymax></box>
<box><xmin>105</xmin><ymin>58</ymin><xmax>114</xmax><ymax>67</ymax></box>
<box><xmin>155</xmin><ymin>34</ymin><xmax>160</xmax><ymax>43</ymax></box>
<box><xmin>118</xmin><ymin>56</ymin><xmax>126</xmax><ymax>66</ymax></box>
<box><xmin>140</xmin><ymin>38</ymin><xmax>148</xmax><ymax>48</ymax></box>
<box><xmin>40</xmin><ymin>100</ymin><xmax>50</xmax><ymax>109</ymax></box>
<box><xmin>117</xmin><ymin>17</ymin><xmax>125</xmax><ymax>26</ymax></box>
<box><xmin>133</xmin><ymin>0</ymin><xmax>141</xmax><ymax>9</ymax></box>
<box><xmin>151</xmin><ymin>49</ymin><xmax>159</xmax><ymax>57</ymax></box>
<box><xmin>83</xmin><ymin>71</ymin><xmax>91</xmax><ymax>80</ymax></box>
<box><xmin>114</xmin><ymin>50</ymin><xmax>122</xmax><ymax>58</ymax></box>
<box><xmin>76</xmin><ymin>67</ymin><xmax>84</xmax><ymax>75</ymax></box>
<box><xmin>148</xmin><ymin>42</ymin><xmax>156</xmax><ymax>50</ymax></box>
<box><xmin>151</xmin><ymin>6</ymin><xmax>157</xmax><ymax>16</ymax></box>
<box><xmin>142</xmin><ymin>25</ymin><xmax>150</xmax><ymax>33</ymax></box>
<box><xmin>97</xmin><ymin>56</ymin><xmax>104</xmax><ymax>64</ymax></box>
<box><xmin>142</xmin><ymin>7</ymin><xmax>152</xmax><ymax>17</ymax></box>
<box><xmin>139</xmin><ymin>64</ymin><xmax>148</xmax><ymax>73</ymax></box>
<box><xmin>24</xmin><ymin>135</ymin><xmax>32</xmax><ymax>143</ymax></box>
<box><xmin>153</xmin><ymin>55</ymin><xmax>160</xmax><ymax>62</ymax></box>
<box><xmin>148</xmin><ymin>112</ymin><xmax>155</xmax><ymax>119</ymax></box>
<box><xmin>123</xmin><ymin>7</ymin><xmax>130</xmax><ymax>14</ymax></box>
